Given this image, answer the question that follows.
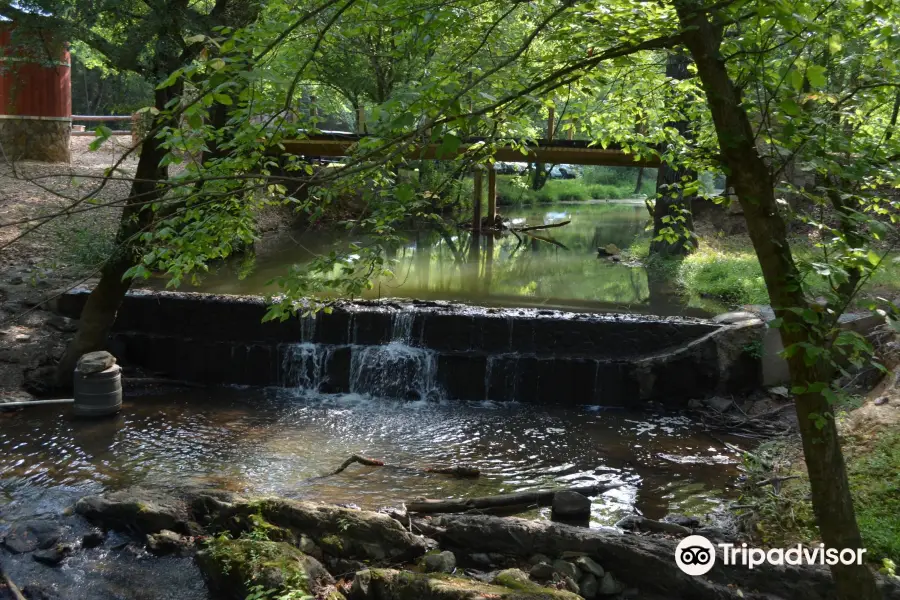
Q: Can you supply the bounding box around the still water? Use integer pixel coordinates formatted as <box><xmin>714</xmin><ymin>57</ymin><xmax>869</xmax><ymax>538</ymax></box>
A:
<box><xmin>0</xmin><ymin>388</ymin><xmax>740</xmax><ymax>525</ymax></box>
<box><xmin>173</xmin><ymin>200</ymin><xmax>717</xmax><ymax>316</ymax></box>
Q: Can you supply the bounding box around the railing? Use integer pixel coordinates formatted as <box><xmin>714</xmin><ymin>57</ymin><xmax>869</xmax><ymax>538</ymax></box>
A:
<box><xmin>70</xmin><ymin>114</ymin><xmax>135</xmax><ymax>137</ymax></box>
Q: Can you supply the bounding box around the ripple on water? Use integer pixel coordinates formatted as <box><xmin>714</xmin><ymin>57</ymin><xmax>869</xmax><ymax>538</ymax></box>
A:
<box><xmin>0</xmin><ymin>388</ymin><xmax>742</xmax><ymax>525</ymax></box>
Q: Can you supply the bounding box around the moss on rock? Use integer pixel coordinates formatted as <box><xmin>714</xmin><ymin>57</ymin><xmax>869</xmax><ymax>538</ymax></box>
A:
<box><xmin>196</xmin><ymin>537</ymin><xmax>340</xmax><ymax>600</ymax></box>
<box><xmin>349</xmin><ymin>568</ymin><xmax>580</xmax><ymax>600</ymax></box>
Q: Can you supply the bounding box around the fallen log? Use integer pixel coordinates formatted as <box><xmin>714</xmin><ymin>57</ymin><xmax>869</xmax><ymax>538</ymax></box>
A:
<box><xmin>419</xmin><ymin>514</ymin><xmax>900</xmax><ymax>600</ymax></box>
<box><xmin>406</xmin><ymin>483</ymin><xmax>620</xmax><ymax>514</ymax></box>
<box><xmin>2</xmin><ymin>572</ymin><xmax>27</xmax><ymax>600</ymax></box>
<box><xmin>511</xmin><ymin>220</ymin><xmax>571</xmax><ymax>233</ymax></box>
<box><xmin>324</xmin><ymin>455</ymin><xmax>480</xmax><ymax>479</ymax></box>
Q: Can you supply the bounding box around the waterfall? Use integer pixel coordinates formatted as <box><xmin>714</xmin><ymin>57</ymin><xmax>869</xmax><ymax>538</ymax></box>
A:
<box><xmin>348</xmin><ymin>342</ymin><xmax>440</xmax><ymax>401</ymax></box>
<box><xmin>280</xmin><ymin>343</ymin><xmax>331</xmax><ymax>392</ymax></box>
<box><xmin>391</xmin><ymin>312</ymin><xmax>415</xmax><ymax>344</ymax></box>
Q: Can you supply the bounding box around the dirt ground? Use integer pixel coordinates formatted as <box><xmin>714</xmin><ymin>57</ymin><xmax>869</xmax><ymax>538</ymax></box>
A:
<box><xmin>0</xmin><ymin>136</ymin><xmax>137</xmax><ymax>401</ymax></box>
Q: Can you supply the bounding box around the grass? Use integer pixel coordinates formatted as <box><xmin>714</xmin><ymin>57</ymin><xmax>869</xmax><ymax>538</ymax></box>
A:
<box><xmin>626</xmin><ymin>233</ymin><xmax>900</xmax><ymax>308</ymax></box>
<box><xmin>495</xmin><ymin>175</ymin><xmax>643</xmax><ymax>206</ymax></box>
<box><xmin>740</xmin><ymin>431</ymin><xmax>900</xmax><ymax>566</ymax></box>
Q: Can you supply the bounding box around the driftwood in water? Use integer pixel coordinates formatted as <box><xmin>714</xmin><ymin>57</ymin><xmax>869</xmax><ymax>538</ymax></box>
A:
<box><xmin>511</xmin><ymin>220</ymin><xmax>571</xmax><ymax>233</ymax></box>
<box><xmin>406</xmin><ymin>483</ymin><xmax>620</xmax><ymax>514</ymax></box>
<box><xmin>325</xmin><ymin>454</ymin><xmax>479</xmax><ymax>479</ymax></box>
<box><xmin>2</xmin><ymin>572</ymin><xmax>27</xmax><ymax>600</ymax></box>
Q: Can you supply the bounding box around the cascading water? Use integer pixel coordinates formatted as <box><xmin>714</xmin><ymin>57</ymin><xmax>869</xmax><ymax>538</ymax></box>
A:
<box><xmin>281</xmin><ymin>311</ymin><xmax>443</xmax><ymax>401</ymax></box>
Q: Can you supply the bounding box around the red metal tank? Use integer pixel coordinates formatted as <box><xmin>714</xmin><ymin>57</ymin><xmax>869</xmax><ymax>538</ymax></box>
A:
<box><xmin>0</xmin><ymin>24</ymin><xmax>71</xmax><ymax>161</ymax></box>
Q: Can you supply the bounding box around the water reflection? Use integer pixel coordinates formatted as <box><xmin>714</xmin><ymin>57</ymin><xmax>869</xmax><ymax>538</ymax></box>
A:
<box><xmin>0</xmin><ymin>389</ymin><xmax>741</xmax><ymax>524</ymax></box>
<box><xmin>172</xmin><ymin>200</ymin><xmax>720</xmax><ymax>317</ymax></box>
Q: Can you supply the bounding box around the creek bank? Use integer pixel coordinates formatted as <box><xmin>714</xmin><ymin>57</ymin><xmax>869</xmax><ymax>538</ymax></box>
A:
<box><xmin>5</xmin><ymin>486</ymin><xmax>898</xmax><ymax>600</ymax></box>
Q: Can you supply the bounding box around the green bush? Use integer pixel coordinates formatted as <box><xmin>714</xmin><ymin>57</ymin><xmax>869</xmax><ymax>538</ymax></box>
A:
<box><xmin>495</xmin><ymin>175</ymin><xmax>639</xmax><ymax>205</ymax></box>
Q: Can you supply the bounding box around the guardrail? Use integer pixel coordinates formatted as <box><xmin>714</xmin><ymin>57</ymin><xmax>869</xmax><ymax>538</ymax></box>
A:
<box><xmin>70</xmin><ymin>114</ymin><xmax>139</xmax><ymax>138</ymax></box>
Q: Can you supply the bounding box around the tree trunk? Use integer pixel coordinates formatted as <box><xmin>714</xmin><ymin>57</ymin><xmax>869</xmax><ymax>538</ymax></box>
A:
<box><xmin>674</xmin><ymin>3</ymin><xmax>879</xmax><ymax>599</ymax></box>
<box><xmin>633</xmin><ymin>167</ymin><xmax>645</xmax><ymax>195</ymax></box>
<box><xmin>55</xmin><ymin>87</ymin><xmax>172</xmax><ymax>387</ymax></box>
<box><xmin>650</xmin><ymin>51</ymin><xmax>696</xmax><ymax>257</ymax></box>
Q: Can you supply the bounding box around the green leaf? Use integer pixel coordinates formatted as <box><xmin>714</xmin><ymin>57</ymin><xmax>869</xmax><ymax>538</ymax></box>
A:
<box><xmin>88</xmin><ymin>125</ymin><xmax>113</xmax><ymax>151</ymax></box>
<box><xmin>806</xmin><ymin>65</ymin><xmax>827</xmax><ymax>89</ymax></box>
<box><xmin>867</xmin><ymin>250</ymin><xmax>881</xmax><ymax>266</ymax></box>
<box><xmin>780</xmin><ymin>98</ymin><xmax>801</xmax><ymax>116</ymax></box>
<box><xmin>789</xmin><ymin>69</ymin><xmax>804</xmax><ymax>92</ymax></box>
<box><xmin>185</xmin><ymin>34</ymin><xmax>206</xmax><ymax>44</ymax></box>
<box><xmin>437</xmin><ymin>134</ymin><xmax>461</xmax><ymax>158</ymax></box>
<box><xmin>213</xmin><ymin>93</ymin><xmax>233</xmax><ymax>105</ymax></box>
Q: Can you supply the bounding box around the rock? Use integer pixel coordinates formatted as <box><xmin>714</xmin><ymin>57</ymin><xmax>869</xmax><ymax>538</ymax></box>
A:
<box><xmin>551</xmin><ymin>491</ymin><xmax>591</xmax><ymax>520</ymax></box>
<box><xmin>529</xmin><ymin>561</ymin><xmax>555</xmax><ymax>580</ymax></box>
<box><xmin>424</xmin><ymin>513</ymin><xmax>869</xmax><ymax>600</ymax></box>
<box><xmin>75</xmin><ymin>351</ymin><xmax>116</xmax><ymax>375</ymax></box>
<box><xmin>2</xmin><ymin>520</ymin><xmax>62</xmax><ymax>553</ymax></box>
<box><xmin>330</xmin><ymin>557</ymin><xmax>366</xmax><ymax>576</ymax></box>
<box><xmin>46</xmin><ymin>315</ymin><xmax>78</xmax><ymax>333</ymax></box>
<box><xmin>206</xmin><ymin>496</ymin><xmax>428</xmax><ymax>562</ymax></box>
<box><xmin>712</xmin><ymin>311</ymin><xmax>759</xmax><ymax>324</ymax></box>
<box><xmin>769</xmin><ymin>386</ymin><xmax>790</xmax><ymax>398</ymax></box>
<box><xmin>662</xmin><ymin>514</ymin><xmax>701</xmax><ymax>529</ymax></box>
<box><xmin>75</xmin><ymin>488</ymin><xmax>192</xmax><ymax>536</ymax></box>
<box><xmin>579</xmin><ymin>573</ymin><xmax>599</xmax><ymax>599</ymax></box>
<box><xmin>32</xmin><ymin>545</ymin><xmax>71</xmax><ymax>566</ymax></box>
<box><xmin>574</xmin><ymin>556</ymin><xmax>604</xmax><ymax>578</ymax></box>
<box><xmin>9</xmin><ymin>275</ymin><xmax>24</xmax><ymax>285</ymax></box>
<box><xmin>875</xmin><ymin>396</ymin><xmax>890</xmax><ymax>406</ymax></box>
<box><xmin>349</xmin><ymin>568</ymin><xmax>580</xmax><ymax>600</ymax></box>
<box><xmin>605</xmin><ymin>244</ymin><xmax>621</xmax><ymax>255</ymax></box>
<box><xmin>469</xmin><ymin>552</ymin><xmax>492</xmax><ymax>567</ymax></box>
<box><xmin>562</xmin><ymin>575</ymin><xmax>580</xmax><ymax>594</ymax></box>
<box><xmin>529</xmin><ymin>553</ymin><xmax>551</xmax><ymax>565</ymax></box>
<box><xmin>15</xmin><ymin>334</ymin><xmax>31</xmax><ymax>342</ymax></box>
<box><xmin>298</xmin><ymin>533</ymin><xmax>321</xmax><ymax>557</ymax></box>
<box><xmin>704</xmin><ymin>396</ymin><xmax>734</xmax><ymax>413</ymax></box>
<box><xmin>687</xmin><ymin>398</ymin><xmax>703</xmax><ymax>409</ymax></box>
<box><xmin>81</xmin><ymin>530</ymin><xmax>105</xmax><ymax>549</ymax></box>
<box><xmin>423</xmin><ymin>550</ymin><xmax>456</xmax><ymax>573</ymax></box>
<box><xmin>598</xmin><ymin>572</ymin><xmax>624</xmax><ymax>596</ymax></box>
<box><xmin>197</xmin><ymin>539</ymin><xmax>338</xmax><ymax>600</ymax></box>
<box><xmin>552</xmin><ymin>559</ymin><xmax>578</xmax><ymax>580</ymax></box>
<box><xmin>22</xmin><ymin>365</ymin><xmax>60</xmax><ymax>397</ymax></box>
<box><xmin>146</xmin><ymin>529</ymin><xmax>193</xmax><ymax>556</ymax></box>
<box><xmin>20</xmin><ymin>584</ymin><xmax>54</xmax><ymax>600</ymax></box>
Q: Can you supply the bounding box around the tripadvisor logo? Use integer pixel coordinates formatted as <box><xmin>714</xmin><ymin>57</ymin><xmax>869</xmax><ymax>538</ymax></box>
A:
<box><xmin>675</xmin><ymin>535</ymin><xmax>868</xmax><ymax>576</ymax></box>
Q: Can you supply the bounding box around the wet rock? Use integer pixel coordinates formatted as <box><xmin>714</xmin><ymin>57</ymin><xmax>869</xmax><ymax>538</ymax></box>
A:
<box><xmin>46</xmin><ymin>315</ymin><xmax>77</xmax><ymax>333</ymax></box>
<box><xmin>146</xmin><ymin>529</ymin><xmax>193</xmax><ymax>556</ymax></box>
<box><xmin>687</xmin><ymin>398</ymin><xmax>703</xmax><ymax>409</ymax></box>
<box><xmin>20</xmin><ymin>584</ymin><xmax>55</xmax><ymax>600</ymax></box>
<box><xmin>32</xmin><ymin>545</ymin><xmax>71</xmax><ymax>566</ymax></box>
<box><xmin>23</xmin><ymin>365</ymin><xmax>62</xmax><ymax>397</ymax></box>
<box><xmin>196</xmin><ymin>538</ymin><xmax>337</xmax><ymax>600</ymax></box>
<box><xmin>574</xmin><ymin>556</ymin><xmax>604</xmax><ymax>578</ymax></box>
<box><xmin>207</xmin><ymin>497</ymin><xmax>427</xmax><ymax>562</ymax></box>
<box><xmin>469</xmin><ymin>552</ymin><xmax>492</xmax><ymax>567</ymax></box>
<box><xmin>552</xmin><ymin>559</ymin><xmax>578</xmax><ymax>580</ymax></box>
<box><xmin>9</xmin><ymin>275</ymin><xmax>24</xmax><ymax>285</ymax></box>
<box><xmin>704</xmin><ymin>396</ymin><xmax>734</xmax><ymax>413</ymax></box>
<box><xmin>81</xmin><ymin>529</ymin><xmax>105</xmax><ymax>549</ymax></box>
<box><xmin>2</xmin><ymin>520</ymin><xmax>62</xmax><ymax>553</ymax></box>
<box><xmin>579</xmin><ymin>573</ymin><xmax>599</xmax><ymax>599</ymax></box>
<box><xmin>551</xmin><ymin>491</ymin><xmax>591</xmax><ymax>521</ymax></box>
<box><xmin>663</xmin><ymin>514</ymin><xmax>701</xmax><ymax>529</ymax></box>
<box><xmin>529</xmin><ymin>553</ymin><xmax>551</xmax><ymax>565</ymax></box>
<box><xmin>712</xmin><ymin>311</ymin><xmax>759</xmax><ymax>325</ymax></box>
<box><xmin>75</xmin><ymin>488</ymin><xmax>192</xmax><ymax>536</ymax></box>
<box><xmin>75</xmin><ymin>351</ymin><xmax>116</xmax><ymax>374</ymax></box>
<box><xmin>529</xmin><ymin>561</ymin><xmax>555</xmax><ymax>580</ymax></box>
<box><xmin>15</xmin><ymin>334</ymin><xmax>31</xmax><ymax>342</ymax></box>
<box><xmin>875</xmin><ymin>396</ymin><xmax>890</xmax><ymax>406</ymax></box>
<box><xmin>561</xmin><ymin>575</ymin><xmax>580</xmax><ymax>594</ymax></box>
<box><xmin>330</xmin><ymin>557</ymin><xmax>366</xmax><ymax>577</ymax></box>
<box><xmin>769</xmin><ymin>386</ymin><xmax>790</xmax><ymax>398</ymax></box>
<box><xmin>349</xmin><ymin>568</ymin><xmax>583</xmax><ymax>599</ymax></box>
<box><xmin>598</xmin><ymin>572</ymin><xmax>624</xmax><ymax>596</ymax></box>
<box><xmin>423</xmin><ymin>550</ymin><xmax>456</xmax><ymax>573</ymax></box>
<box><xmin>298</xmin><ymin>533</ymin><xmax>322</xmax><ymax>557</ymax></box>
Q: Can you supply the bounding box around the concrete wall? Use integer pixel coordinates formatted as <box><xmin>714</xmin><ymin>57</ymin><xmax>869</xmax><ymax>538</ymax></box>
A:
<box><xmin>57</xmin><ymin>289</ymin><xmax>764</xmax><ymax>405</ymax></box>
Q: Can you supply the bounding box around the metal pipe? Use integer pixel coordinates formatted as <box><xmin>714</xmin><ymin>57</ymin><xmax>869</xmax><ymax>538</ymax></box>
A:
<box><xmin>0</xmin><ymin>398</ymin><xmax>75</xmax><ymax>408</ymax></box>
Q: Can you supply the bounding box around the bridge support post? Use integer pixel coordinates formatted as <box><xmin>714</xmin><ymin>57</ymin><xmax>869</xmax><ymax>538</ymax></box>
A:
<box><xmin>487</xmin><ymin>165</ymin><xmax>496</xmax><ymax>223</ymax></box>
<box><xmin>472</xmin><ymin>168</ymin><xmax>483</xmax><ymax>234</ymax></box>
<box><xmin>356</xmin><ymin>107</ymin><xmax>366</xmax><ymax>134</ymax></box>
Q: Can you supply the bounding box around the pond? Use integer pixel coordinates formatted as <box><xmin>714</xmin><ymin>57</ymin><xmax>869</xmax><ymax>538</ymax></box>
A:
<box><xmin>170</xmin><ymin>200</ymin><xmax>720</xmax><ymax>317</ymax></box>
<box><xmin>0</xmin><ymin>388</ymin><xmax>741</xmax><ymax>526</ymax></box>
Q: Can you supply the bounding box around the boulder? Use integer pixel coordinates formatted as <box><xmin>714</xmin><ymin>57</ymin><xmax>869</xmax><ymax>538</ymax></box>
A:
<box><xmin>75</xmin><ymin>488</ymin><xmax>193</xmax><ymax>536</ymax></box>
<box><xmin>347</xmin><ymin>569</ymin><xmax>580</xmax><ymax>600</ymax></box>
<box><xmin>598</xmin><ymin>572</ymin><xmax>623</xmax><ymax>596</ymax></box>
<box><xmin>423</xmin><ymin>550</ymin><xmax>457</xmax><ymax>573</ymax></box>
<box><xmin>207</xmin><ymin>497</ymin><xmax>428</xmax><ymax>562</ymax></box>
<box><xmin>573</xmin><ymin>556</ymin><xmax>604</xmax><ymax>578</ymax></box>
<box><xmin>551</xmin><ymin>559</ymin><xmax>578</xmax><ymax>580</ymax></box>
<box><xmin>529</xmin><ymin>562</ymin><xmax>555</xmax><ymax>580</ymax></box>
<box><xmin>81</xmin><ymin>530</ymin><xmax>105</xmax><ymax>549</ymax></box>
<box><xmin>2</xmin><ymin>520</ymin><xmax>62</xmax><ymax>553</ymax></box>
<box><xmin>196</xmin><ymin>538</ymin><xmax>340</xmax><ymax>600</ymax></box>
<box><xmin>422</xmin><ymin>513</ymin><xmax>885</xmax><ymax>600</ymax></box>
<box><xmin>75</xmin><ymin>351</ymin><xmax>116</xmax><ymax>375</ymax></box>
<box><xmin>32</xmin><ymin>545</ymin><xmax>71</xmax><ymax>566</ymax></box>
<box><xmin>579</xmin><ymin>573</ymin><xmax>599</xmax><ymax>599</ymax></box>
<box><xmin>146</xmin><ymin>529</ymin><xmax>193</xmax><ymax>556</ymax></box>
<box><xmin>704</xmin><ymin>396</ymin><xmax>734</xmax><ymax>413</ymax></box>
<box><xmin>551</xmin><ymin>491</ymin><xmax>591</xmax><ymax>520</ymax></box>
